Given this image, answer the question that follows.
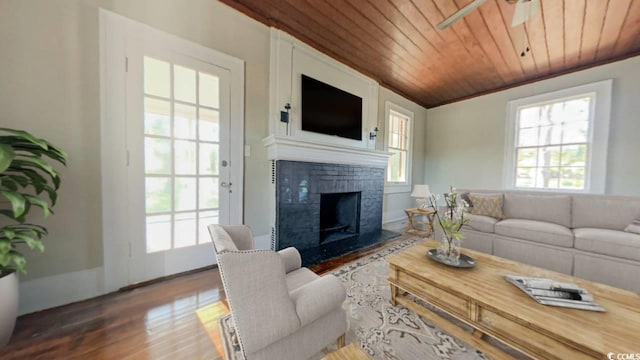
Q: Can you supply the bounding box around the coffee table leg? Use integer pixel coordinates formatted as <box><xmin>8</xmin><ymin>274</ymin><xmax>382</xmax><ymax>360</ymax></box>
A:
<box><xmin>472</xmin><ymin>329</ymin><xmax>485</xmax><ymax>340</ymax></box>
<box><xmin>390</xmin><ymin>284</ymin><xmax>398</xmax><ymax>306</ymax></box>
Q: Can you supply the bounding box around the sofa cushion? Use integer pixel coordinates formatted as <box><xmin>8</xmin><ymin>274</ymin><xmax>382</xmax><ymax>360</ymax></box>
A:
<box><xmin>574</xmin><ymin>228</ymin><xmax>640</xmax><ymax>262</ymax></box>
<box><xmin>470</xmin><ymin>193</ymin><xmax>505</xmax><ymax>219</ymax></box>
<box><xmin>572</xmin><ymin>195</ymin><xmax>640</xmax><ymax>231</ymax></box>
<box><xmin>503</xmin><ymin>193</ymin><xmax>571</xmax><ymax>228</ymax></box>
<box><xmin>625</xmin><ymin>217</ymin><xmax>640</xmax><ymax>235</ymax></box>
<box><xmin>495</xmin><ymin>219</ymin><xmax>574</xmax><ymax>248</ymax></box>
<box><xmin>463</xmin><ymin>214</ymin><xmax>499</xmax><ymax>233</ymax></box>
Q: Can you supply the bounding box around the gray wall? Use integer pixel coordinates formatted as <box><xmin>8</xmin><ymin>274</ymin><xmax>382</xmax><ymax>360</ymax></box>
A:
<box><xmin>425</xmin><ymin>56</ymin><xmax>640</xmax><ymax>197</ymax></box>
<box><xmin>0</xmin><ymin>0</ymin><xmax>426</xmax><ymax>281</ymax></box>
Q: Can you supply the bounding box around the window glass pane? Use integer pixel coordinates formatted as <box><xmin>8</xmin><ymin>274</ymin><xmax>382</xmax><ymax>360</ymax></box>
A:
<box><xmin>145</xmin><ymin>177</ymin><xmax>171</xmax><ymax>213</ymax></box>
<box><xmin>549</xmin><ymin>103</ymin><xmax>564</xmax><ymax>125</ymax></box>
<box><xmin>146</xmin><ymin>215</ymin><xmax>171</xmax><ymax>252</ymax></box>
<box><xmin>174</xmin><ymin>104</ymin><xmax>197</xmax><ymax>140</ymax></box>
<box><xmin>199</xmin><ymin>108</ymin><xmax>219</xmax><ymax>142</ymax></box>
<box><xmin>515</xmin><ymin>167</ymin><xmax>535</xmax><ymax>188</ymax></box>
<box><xmin>174</xmin><ymin>212</ymin><xmax>197</xmax><ymax>248</ymax></box>
<box><xmin>145</xmin><ymin>137</ymin><xmax>171</xmax><ymax>175</ymax></box>
<box><xmin>538</xmin><ymin>125</ymin><xmax>562</xmax><ymax>145</ymax></box>
<box><xmin>175</xmin><ymin>140</ymin><xmax>197</xmax><ymax>175</ymax></box>
<box><xmin>562</xmin><ymin>121</ymin><xmax>588</xmax><ymax>144</ymax></box>
<box><xmin>198</xmin><ymin>210</ymin><xmax>219</xmax><ymax>244</ymax></box>
<box><xmin>199</xmin><ymin>178</ymin><xmax>219</xmax><ymax>209</ymax></box>
<box><xmin>144</xmin><ymin>98</ymin><xmax>171</xmax><ymax>136</ymax></box>
<box><xmin>561</xmin><ymin>144</ymin><xmax>587</xmax><ymax>167</ymax></box>
<box><xmin>387</xmin><ymin>149</ymin><xmax>406</xmax><ymax>182</ymax></box>
<box><xmin>516</xmin><ymin>148</ymin><xmax>537</xmax><ymax>167</ymax></box>
<box><xmin>174</xmin><ymin>65</ymin><xmax>196</xmax><ymax>104</ymax></box>
<box><xmin>560</xmin><ymin>167</ymin><xmax>585</xmax><ymax>190</ymax></box>
<box><xmin>518</xmin><ymin>127</ymin><xmax>539</xmax><ymax>147</ymax></box>
<box><xmin>535</xmin><ymin>167</ymin><xmax>561</xmax><ymax>188</ymax></box>
<box><xmin>144</xmin><ymin>57</ymin><xmax>170</xmax><ymax>98</ymax></box>
<box><xmin>538</xmin><ymin>146</ymin><xmax>561</xmax><ymax>167</ymax></box>
<box><xmin>391</xmin><ymin>133</ymin><xmax>399</xmax><ymax>148</ymax></box>
<box><xmin>199</xmin><ymin>72</ymin><xmax>219</xmax><ymax>108</ymax></box>
<box><xmin>563</xmin><ymin>98</ymin><xmax>590</xmax><ymax>123</ymax></box>
<box><xmin>538</xmin><ymin>104</ymin><xmax>553</xmax><ymax>126</ymax></box>
<box><xmin>199</xmin><ymin>143</ymin><xmax>219</xmax><ymax>175</ymax></box>
<box><xmin>175</xmin><ymin>177</ymin><xmax>196</xmax><ymax>211</ymax></box>
<box><xmin>519</xmin><ymin>106</ymin><xmax>540</xmax><ymax>128</ymax></box>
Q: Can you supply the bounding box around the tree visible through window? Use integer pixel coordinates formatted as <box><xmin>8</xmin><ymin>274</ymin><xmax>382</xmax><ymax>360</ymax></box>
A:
<box><xmin>514</xmin><ymin>96</ymin><xmax>592</xmax><ymax>190</ymax></box>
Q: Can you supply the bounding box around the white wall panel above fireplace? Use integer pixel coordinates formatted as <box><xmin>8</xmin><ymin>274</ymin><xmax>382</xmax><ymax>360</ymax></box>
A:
<box><xmin>263</xmin><ymin>135</ymin><xmax>392</xmax><ymax>168</ymax></box>
<box><xmin>269</xmin><ymin>28</ymin><xmax>379</xmax><ymax>150</ymax></box>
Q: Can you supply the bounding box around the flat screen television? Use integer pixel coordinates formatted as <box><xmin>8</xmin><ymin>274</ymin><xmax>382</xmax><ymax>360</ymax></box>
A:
<box><xmin>301</xmin><ymin>74</ymin><xmax>363</xmax><ymax>141</ymax></box>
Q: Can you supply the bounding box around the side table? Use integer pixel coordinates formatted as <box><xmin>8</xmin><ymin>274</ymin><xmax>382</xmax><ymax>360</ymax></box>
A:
<box><xmin>404</xmin><ymin>208</ymin><xmax>436</xmax><ymax>238</ymax></box>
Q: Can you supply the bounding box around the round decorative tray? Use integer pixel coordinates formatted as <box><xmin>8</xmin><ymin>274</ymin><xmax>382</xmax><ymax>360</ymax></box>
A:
<box><xmin>426</xmin><ymin>249</ymin><xmax>476</xmax><ymax>268</ymax></box>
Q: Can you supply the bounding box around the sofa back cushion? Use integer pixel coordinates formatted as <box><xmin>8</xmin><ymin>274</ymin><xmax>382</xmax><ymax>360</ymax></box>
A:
<box><xmin>572</xmin><ymin>195</ymin><xmax>640</xmax><ymax>231</ymax></box>
<box><xmin>503</xmin><ymin>193</ymin><xmax>572</xmax><ymax>228</ymax></box>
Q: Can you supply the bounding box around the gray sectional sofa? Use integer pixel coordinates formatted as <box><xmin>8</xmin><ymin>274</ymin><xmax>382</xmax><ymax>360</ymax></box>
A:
<box><xmin>446</xmin><ymin>190</ymin><xmax>640</xmax><ymax>294</ymax></box>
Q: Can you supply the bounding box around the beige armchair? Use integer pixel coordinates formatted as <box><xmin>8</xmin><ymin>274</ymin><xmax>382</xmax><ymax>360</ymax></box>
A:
<box><xmin>208</xmin><ymin>224</ymin><xmax>348</xmax><ymax>360</ymax></box>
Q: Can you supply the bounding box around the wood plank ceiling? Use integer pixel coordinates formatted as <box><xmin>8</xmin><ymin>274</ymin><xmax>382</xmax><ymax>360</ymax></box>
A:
<box><xmin>220</xmin><ymin>0</ymin><xmax>640</xmax><ymax>108</ymax></box>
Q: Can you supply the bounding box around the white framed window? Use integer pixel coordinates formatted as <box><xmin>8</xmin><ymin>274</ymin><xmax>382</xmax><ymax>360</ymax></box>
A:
<box><xmin>385</xmin><ymin>101</ymin><xmax>414</xmax><ymax>193</ymax></box>
<box><xmin>504</xmin><ymin>80</ymin><xmax>612</xmax><ymax>193</ymax></box>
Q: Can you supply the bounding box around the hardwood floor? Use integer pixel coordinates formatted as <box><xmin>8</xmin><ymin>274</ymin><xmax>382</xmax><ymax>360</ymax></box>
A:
<box><xmin>2</xmin><ymin>221</ymin><xmax>407</xmax><ymax>359</ymax></box>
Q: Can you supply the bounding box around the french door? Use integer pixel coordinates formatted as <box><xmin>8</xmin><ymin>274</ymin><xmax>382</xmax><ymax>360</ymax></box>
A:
<box><xmin>125</xmin><ymin>42</ymin><xmax>237</xmax><ymax>284</ymax></box>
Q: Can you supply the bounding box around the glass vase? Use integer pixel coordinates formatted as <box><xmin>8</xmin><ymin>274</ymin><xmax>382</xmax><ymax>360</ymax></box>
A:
<box><xmin>437</xmin><ymin>235</ymin><xmax>461</xmax><ymax>265</ymax></box>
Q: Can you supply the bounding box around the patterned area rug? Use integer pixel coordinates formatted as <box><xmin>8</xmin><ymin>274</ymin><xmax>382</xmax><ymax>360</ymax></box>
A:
<box><xmin>218</xmin><ymin>237</ymin><xmax>521</xmax><ymax>360</ymax></box>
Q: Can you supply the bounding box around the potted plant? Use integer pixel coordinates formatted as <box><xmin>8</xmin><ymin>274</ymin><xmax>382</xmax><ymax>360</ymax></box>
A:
<box><xmin>0</xmin><ymin>128</ymin><xmax>67</xmax><ymax>347</ymax></box>
<box><xmin>428</xmin><ymin>186</ymin><xmax>470</xmax><ymax>265</ymax></box>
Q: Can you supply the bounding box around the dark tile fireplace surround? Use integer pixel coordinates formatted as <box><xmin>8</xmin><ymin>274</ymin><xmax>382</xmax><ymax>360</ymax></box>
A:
<box><xmin>275</xmin><ymin>160</ymin><xmax>399</xmax><ymax>266</ymax></box>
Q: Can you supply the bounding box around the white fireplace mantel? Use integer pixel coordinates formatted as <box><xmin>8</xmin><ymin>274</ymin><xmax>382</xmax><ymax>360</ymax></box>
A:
<box><xmin>262</xmin><ymin>135</ymin><xmax>392</xmax><ymax>168</ymax></box>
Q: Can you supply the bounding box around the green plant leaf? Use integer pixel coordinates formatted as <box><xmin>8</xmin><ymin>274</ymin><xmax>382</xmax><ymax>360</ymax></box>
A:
<box><xmin>0</xmin><ymin>144</ymin><xmax>15</xmax><ymax>172</ymax></box>
<box><xmin>0</xmin><ymin>177</ymin><xmax>18</xmax><ymax>191</ymax></box>
<box><xmin>0</xmin><ymin>129</ymin><xmax>48</xmax><ymax>149</ymax></box>
<box><xmin>24</xmin><ymin>194</ymin><xmax>51</xmax><ymax>218</ymax></box>
<box><xmin>0</xmin><ymin>239</ymin><xmax>10</xmax><ymax>254</ymax></box>
<box><xmin>0</xmin><ymin>190</ymin><xmax>26</xmax><ymax>217</ymax></box>
<box><xmin>14</xmin><ymin>234</ymin><xmax>45</xmax><ymax>252</ymax></box>
<box><xmin>10</xmin><ymin>157</ymin><xmax>57</xmax><ymax>178</ymax></box>
<box><xmin>2</xmin><ymin>228</ymin><xmax>15</xmax><ymax>240</ymax></box>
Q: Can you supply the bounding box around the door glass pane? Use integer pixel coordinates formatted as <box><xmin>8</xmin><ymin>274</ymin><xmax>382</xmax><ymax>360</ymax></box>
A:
<box><xmin>144</xmin><ymin>57</ymin><xmax>170</xmax><ymax>98</ymax></box>
<box><xmin>199</xmin><ymin>178</ymin><xmax>219</xmax><ymax>209</ymax></box>
<box><xmin>174</xmin><ymin>65</ymin><xmax>196</xmax><ymax>103</ymax></box>
<box><xmin>198</xmin><ymin>210</ymin><xmax>219</xmax><ymax>244</ymax></box>
<box><xmin>145</xmin><ymin>137</ymin><xmax>171</xmax><ymax>174</ymax></box>
<box><xmin>175</xmin><ymin>140</ymin><xmax>197</xmax><ymax>175</ymax></box>
<box><xmin>174</xmin><ymin>212</ymin><xmax>197</xmax><ymax>248</ymax></box>
<box><xmin>199</xmin><ymin>108</ymin><xmax>219</xmax><ymax>142</ymax></box>
<box><xmin>146</xmin><ymin>215</ymin><xmax>171</xmax><ymax>253</ymax></box>
<box><xmin>144</xmin><ymin>98</ymin><xmax>171</xmax><ymax>136</ymax></box>
<box><xmin>174</xmin><ymin>104</ymin><xmax>197</xmax><ymax>140</ymax></box>
<box><xmin>199</xmin><ymin>143</ymin><xmax>219</xmax><ymax>175</ymax></box>
<box><xmin>199</xmin><ymin>72</ymin><xmax>220</xmax><ymax>108</ymax></box>
<box><xmin>145</xmin><ymin>177</ymin><xmax>171</xmax><ymax>213</ymax></box>
<box><xmin>175</xmin><ymin>177</ymin><xmax>196</xmax><ymax>211</ymax></box>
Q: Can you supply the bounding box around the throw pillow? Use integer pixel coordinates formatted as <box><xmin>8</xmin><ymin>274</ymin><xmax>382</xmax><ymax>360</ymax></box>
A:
<box><xmin>469</xmin><ymin>193</ymin><xmax>505</xmax><ymax>219</ymax></box>
<box><xmin>625</xmin><ymin>217</ymin><xmax>640</xmax><ymax>235</ymax></box>
<box><xmin>461</xmin><ymin>192</ymin><xmax>473</xmax><ymax>208</ymax></box>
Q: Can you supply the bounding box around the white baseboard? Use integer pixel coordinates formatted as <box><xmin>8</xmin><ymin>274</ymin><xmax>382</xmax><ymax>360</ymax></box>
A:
<box><xmin>254</xmin><ymin>234</ymin><xmax>271</xmax><ymax>250</ymax></box>
<box><xmin>18</xmin><ymin>267</ymin><xmax>105</xmax><ymax>315</ymax></box>
<box><xmin>383</xmin><ymin>209</ymin><xmax>406</xmax><ymax>224</ymax></box>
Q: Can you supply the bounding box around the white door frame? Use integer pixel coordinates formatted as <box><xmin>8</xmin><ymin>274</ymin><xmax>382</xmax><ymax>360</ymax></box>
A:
<box><xmin>99</xmin><ymin>9</ymin><xmax>244</xmax><ymax>292</ymax></box>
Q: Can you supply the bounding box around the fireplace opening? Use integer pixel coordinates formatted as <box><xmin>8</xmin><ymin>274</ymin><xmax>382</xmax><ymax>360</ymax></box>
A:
<box><xmin>320</xmin><ymin>192</ymin><xmax>361</xmax><ymax>244</ymax></box>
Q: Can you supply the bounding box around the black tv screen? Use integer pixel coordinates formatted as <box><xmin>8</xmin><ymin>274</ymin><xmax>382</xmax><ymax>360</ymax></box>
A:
<box><xmin>301</xmin><ymin>75</ymin><xmax>363</xmax><ymax>141</ymax></box>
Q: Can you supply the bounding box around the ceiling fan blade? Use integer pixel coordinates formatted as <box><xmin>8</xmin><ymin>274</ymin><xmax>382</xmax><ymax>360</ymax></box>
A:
<box><xmin>511</xmin><ymin>0</ymin><xmax>540</xmax><ymax>27</ymax></box>
<box><xmin>437</xmin><ymin>0</ymin><xmax>486</xmax><ymax>30</ymax></box>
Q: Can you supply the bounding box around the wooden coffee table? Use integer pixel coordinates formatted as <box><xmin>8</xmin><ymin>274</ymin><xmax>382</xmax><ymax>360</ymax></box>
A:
<box><xmin>387</xmin><ymin>240</ymin><xmax>640</xmax><ymax>360</ymax></box>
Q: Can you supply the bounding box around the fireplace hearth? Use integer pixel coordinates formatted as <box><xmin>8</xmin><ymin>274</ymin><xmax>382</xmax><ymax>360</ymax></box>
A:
<box><xmin>274</xmin><ymin>160</ymin><xmax>399</xmax><ymax>266</ymax></box>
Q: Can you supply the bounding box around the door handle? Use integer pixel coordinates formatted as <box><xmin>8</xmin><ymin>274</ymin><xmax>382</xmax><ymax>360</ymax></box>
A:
<box><xmin>221</xmin><ymin>182</ymin><xmax>232</xmax><ymax>188</ymax></box>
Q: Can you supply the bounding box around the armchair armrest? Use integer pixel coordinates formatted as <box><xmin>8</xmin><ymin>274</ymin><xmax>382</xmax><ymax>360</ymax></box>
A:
<box><xmin>290</xmin><ymin>274</ymin><xmax>346</xmax><ymax>327</ymax></box>
<box><xmin>278</xmin><ymin>247</ymin><xmax>302</xmax><ymax>273</ymax></box>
